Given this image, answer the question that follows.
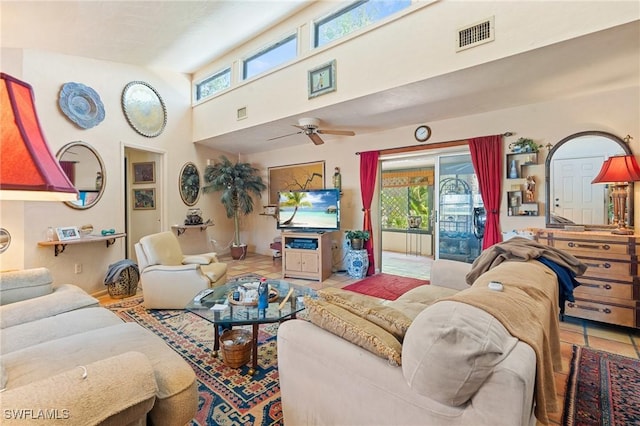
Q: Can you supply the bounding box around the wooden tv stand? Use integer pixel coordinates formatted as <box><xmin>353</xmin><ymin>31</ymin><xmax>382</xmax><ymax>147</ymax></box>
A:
<box><xmin>281</xmin><ymin>231</ymin><xmax>333</xmax><ymax>282</ymax></box>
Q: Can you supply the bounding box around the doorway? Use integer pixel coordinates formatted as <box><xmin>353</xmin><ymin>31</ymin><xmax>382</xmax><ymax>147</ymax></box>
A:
<box><xmin>123</xmin><ymin>145</ymin><xmax>165</xmax><ymax>260</ymax></box>
<box><xmin>379</xmin><ymin>147</ymin><xmax>487</xmax><ymax>279</ymax></box>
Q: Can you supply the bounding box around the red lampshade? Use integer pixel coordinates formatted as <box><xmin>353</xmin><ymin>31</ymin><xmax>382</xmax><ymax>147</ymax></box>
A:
<box><xmin>591</xmin><ymin>154</ymin><xmax>640</xmax><ymax>184</ymax></box>
<box><xmin>1</xmin><ymin>73</ymin><xmax>78</xmax><ymax>201</ymax></box>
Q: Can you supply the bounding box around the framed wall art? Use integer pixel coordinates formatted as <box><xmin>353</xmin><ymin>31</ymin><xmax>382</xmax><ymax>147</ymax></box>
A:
<box><xmin>133</xmin><ymin>162</ymin><xmax>155</xmax><ymax>184</ymax></box>
<box><xmin>308</xmin><ymin>60</ymin><xmax>336</xmax><ymax>98</ymax></box>
<box><xmin>133</xmin><ymin>188</ymin><xmax>156</xmax><ymax>210</ymax></box>
<box><xmin>268</xmin><ymin>161</ymin><xmax>325</xmax><ymax>204</ymax></box>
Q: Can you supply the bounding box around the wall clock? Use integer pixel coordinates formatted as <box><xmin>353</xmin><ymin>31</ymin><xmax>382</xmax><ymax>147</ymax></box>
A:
<box><xmin>122</xmin><ymin>81</ymin><xmax>167</xmax><ymax>138</ymax></box>
<box><xmin>414</xmin><ymin>125</ymin><xmax>432</xmax><ymax>142</ymax></box>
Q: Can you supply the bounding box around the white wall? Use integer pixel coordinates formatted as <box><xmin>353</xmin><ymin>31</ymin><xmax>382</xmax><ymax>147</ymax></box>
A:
<box><xmin>0</xmin><ymin>49</ymin><xmax>236</xmax><ymax>294</ymax></box>
<box><xmin>193</xmin><ymin>0</ymin><xmax>638</xmax><ymax>140</ymax></box>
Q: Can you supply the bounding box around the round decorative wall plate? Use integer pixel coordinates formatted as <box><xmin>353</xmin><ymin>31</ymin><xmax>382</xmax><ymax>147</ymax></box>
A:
<box><xmin>58</xmin><ymin>82</ymin><xmax>105</xmax><ymax>129</ymax></box>
<box><xmin>121</xmin><ymin>81</ymin><xmax>167</xmax><ymax>138</ymax></box>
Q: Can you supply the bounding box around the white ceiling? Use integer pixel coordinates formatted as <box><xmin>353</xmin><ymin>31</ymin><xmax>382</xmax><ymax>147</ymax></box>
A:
<box><xmin>1</xmin><ymin>1</ymin><xmax>638</xmax><ymax>155</ymax></box>
<box><xmin>0</xmin><ymin>0</ymin><xmax>312</xmax><ymax>74</ymax></box>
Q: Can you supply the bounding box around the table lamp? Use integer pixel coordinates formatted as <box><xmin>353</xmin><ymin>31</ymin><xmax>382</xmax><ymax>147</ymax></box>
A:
<box><xmin>591</xmin><ymin>154</ymin><xmax>640</xmax><ymax>235</ymax></box>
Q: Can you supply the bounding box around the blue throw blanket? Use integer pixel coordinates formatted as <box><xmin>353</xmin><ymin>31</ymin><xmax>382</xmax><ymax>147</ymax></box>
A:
<box><xmin>536</xmin><ymin>256</ymin><xmax>581</xmax><ymax>315</ymax></box>
<box><xmin>104</xmin><ymin>259</ymin><xmax>139</xmax><ymax>285</ymax></box>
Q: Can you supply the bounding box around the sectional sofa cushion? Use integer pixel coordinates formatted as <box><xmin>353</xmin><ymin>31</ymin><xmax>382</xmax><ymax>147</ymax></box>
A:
<box><xmin>304</xmin><ymin>296</ymin><xmax>402</xmax><ymax>366</ymax></box>
<box><xmin>0</xmin><ymin>284</ymin><xmax>99</xmax><ymax>329</ymax></box>
<box><xmin>317</xmin><ymin>287</ymin><xmax>412</xmax><ymax>340</ymax></box>
<box><xmin>1</xmin><ymin>307</ymin><xmax>123</xmax><ymax>355</ymax></box>
<box><xmin>402</xmin><ymin>300</ymin><xmax>518</xmax><ymax>406</ymax></box>
<box><xmin>0</xmin><ymin>267</ymin><xmax>52</xmax><ymax>305</ymax></box>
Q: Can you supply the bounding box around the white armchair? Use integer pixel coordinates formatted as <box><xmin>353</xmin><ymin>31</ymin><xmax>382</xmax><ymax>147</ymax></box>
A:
<box><xmin>134</xmin><ymin>231</ymin><xmax>228</xmax><ymax>309</ymax></box>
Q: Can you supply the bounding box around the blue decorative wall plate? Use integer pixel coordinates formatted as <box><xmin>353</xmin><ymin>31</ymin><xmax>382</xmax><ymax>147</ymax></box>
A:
<box><xmin>58</xmin><ymin>82</ymin><xmax>105</xmax><ymax>129</ymax></box>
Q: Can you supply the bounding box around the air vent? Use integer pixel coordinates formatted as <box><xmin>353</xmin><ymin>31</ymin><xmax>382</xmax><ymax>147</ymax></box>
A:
<box><xmin>237</xmin><ymin>106</ymin><xmax>247</xmax><ymax>120</ymax></box>
<box><xmin>456</xmin><ymin>17</ymin><xmax>494</xmax><ymax>52</ymax></box>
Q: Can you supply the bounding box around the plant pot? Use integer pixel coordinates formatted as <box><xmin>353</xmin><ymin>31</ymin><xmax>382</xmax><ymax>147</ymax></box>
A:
<box><xmin>230</xmin><ymin>244</ymin><xmax>247</xmax><ymax>260</ymax></box>
<box><xmin>350</xmin><ymin>238</ymin><xmax>364</xmax><ymax>250</ymax></box>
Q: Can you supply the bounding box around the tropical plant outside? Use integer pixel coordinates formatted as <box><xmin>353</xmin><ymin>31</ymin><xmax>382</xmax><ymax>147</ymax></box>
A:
<box><xmin>202</xmin><ymin>155</ymin><xmax>266</xmax><ymax>247</ymax></box>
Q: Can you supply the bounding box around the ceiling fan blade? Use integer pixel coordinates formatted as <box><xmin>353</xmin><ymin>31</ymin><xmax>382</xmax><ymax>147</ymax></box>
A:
<box><xmin>308</xmin><ymin>133</ymin><xmax>324</xmax><ymax>145</ymax></box>
<box><xmin>267</xmin><ymin>130</ymin><xmax>302</xmax><ymax>141</ymax></box>
<box><xmin>317</xmin><ymin>129</ymin><xmax>356</xmax><ymax>136</ymax></box>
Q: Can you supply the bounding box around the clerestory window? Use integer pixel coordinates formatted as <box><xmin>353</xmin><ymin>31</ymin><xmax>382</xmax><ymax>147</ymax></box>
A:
<box><xmin>243</xmin><ymin>34</ymin><xmax>297</xmax><ymax>80</ymax></box>
<box><xmin>314</xmin><ymin>0</ymin><xmax>411</xmax><ymax>48</ymax></box>
<box><xmin>195</xmin><ymin>68</ymin><xmax>231</xmax><ymax>102</ymax></box>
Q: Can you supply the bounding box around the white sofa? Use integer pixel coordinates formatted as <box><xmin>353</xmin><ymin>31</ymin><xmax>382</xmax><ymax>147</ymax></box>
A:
<box><xmin>0</xmin><ymin>268</ymin><xmax>198</xmax><ymax>425</ymax></box>
<box><xmin>278</xmin><ymin>259</ymin><xmax>560</xmax><ymax>426</ymax></box>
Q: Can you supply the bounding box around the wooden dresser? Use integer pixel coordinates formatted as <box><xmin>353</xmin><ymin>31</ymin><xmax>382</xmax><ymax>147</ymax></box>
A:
<box><xmin>534</xmin><ymin>229</ymin><xmax>639</xmax><ymax>329</ymax></box>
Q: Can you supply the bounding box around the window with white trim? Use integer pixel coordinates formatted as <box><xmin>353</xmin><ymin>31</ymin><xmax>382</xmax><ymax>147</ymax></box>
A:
<box><xmin>195</xmin><ymin>68</ymin><xmax>231</xmax><ymax>101</ymax></box>
<box><xmin>243</xmin><ymin>34</ymin><xmax>297</xmax><ymax>80</ymax></box>
<box><xmin>314</xmin><ymin>0</ymin><xmax>411</xmax><ymax>48</ymax></box>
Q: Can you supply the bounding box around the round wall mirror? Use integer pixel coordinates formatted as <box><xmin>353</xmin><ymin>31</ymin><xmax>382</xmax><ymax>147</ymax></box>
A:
<box><xmin>545</xmin><ymin>131</ymin><xmax>631</xmax><ymax>228</ymax></box>
<box><xmin>57</xmin><ymin>141</ymin><xmax>106</xmax><ymax>209</ymax></box>
<box><xmin>179</xmin><ymin>162</ymin><xmax>200</xmax><ymax>206</ymax></box>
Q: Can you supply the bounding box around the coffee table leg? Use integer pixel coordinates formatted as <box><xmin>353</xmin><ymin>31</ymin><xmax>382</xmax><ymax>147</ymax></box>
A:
<box><xmin>248</xmin><ymin>323</ymin><xmax>259</xmax><ymax>375</ymax></box>
<box><xmin>213</xmin><ymin>324</ymin><xmax>220</xmax><ymax>358</ymax></box>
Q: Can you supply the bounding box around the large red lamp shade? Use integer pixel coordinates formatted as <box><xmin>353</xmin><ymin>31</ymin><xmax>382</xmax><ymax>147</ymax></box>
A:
<box><xmin>591</xmin><ymin>154</ymin><xmax>640</xmax><ymax>235</ymax></box>
<box><xmin>1</xmin><ymin>73</ymin><xmax>77</xmax><ymax>201</ymax></box>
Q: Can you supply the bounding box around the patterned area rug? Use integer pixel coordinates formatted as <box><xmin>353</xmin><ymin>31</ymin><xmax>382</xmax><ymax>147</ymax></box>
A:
<box><xmin>107</xmin><ymin>296</ymin><xmax>283</xmax><ymax>426</ymax></box>
<box><xmin>342</xmin><ymin>273</ymin><xmax>429</xmax><ymax>300</ymax></box>
<box><xmin>562</xmin><ymin>345</ymin><xmax>640</xmax><ymax>426</ymax></box>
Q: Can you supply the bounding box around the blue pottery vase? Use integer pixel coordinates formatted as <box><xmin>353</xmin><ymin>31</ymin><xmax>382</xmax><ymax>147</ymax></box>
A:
<box><xmin>347</xmin><ymin>249</ymin><xmax>369</xmax><ymax>279</ymax></box>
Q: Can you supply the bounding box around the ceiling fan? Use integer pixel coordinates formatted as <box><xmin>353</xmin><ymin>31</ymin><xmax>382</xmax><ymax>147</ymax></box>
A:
<box><xmin>267</xmin><ymin>117</ymin><xmax>355</xmax><ymax>145</ymax></box>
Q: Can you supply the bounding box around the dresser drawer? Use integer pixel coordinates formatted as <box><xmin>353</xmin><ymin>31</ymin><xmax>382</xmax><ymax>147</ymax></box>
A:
<box><xmin>575</xmin><ymin>253</ymin><xmax>635</xmax><ymax>280</ymax></box>
<box><xmin>574</xmin><ymin>278</ymin><xmax>635</xmax><ymax>300</ymax></box>
<box><xmin>565</xmin><ymin>299</ymin><xmax>636</xmax><ymax>328</ymax></box>
<box><xmin>552</xmin><ymin>237</ymin><xmax>632</xmax><ymax>255</ymax></box>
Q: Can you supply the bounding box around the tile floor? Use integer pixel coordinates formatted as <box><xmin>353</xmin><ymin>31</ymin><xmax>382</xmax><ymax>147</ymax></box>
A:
<box><xmin>100</xmin><ymin>251</ymin><xmax>640</xmax><ymax>425</ymax></box>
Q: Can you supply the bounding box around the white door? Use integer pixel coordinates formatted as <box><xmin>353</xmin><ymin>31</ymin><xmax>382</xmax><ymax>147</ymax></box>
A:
<box><xmin>551</xmin><ymin>156</ymin><xmax>605</xmax><ymax>224</ymax></box>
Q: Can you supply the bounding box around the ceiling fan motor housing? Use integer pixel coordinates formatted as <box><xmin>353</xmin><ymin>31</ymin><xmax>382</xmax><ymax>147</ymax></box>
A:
<box><xmin>298</xmin><ymin>117</ymin><xmax>320</xmax><ymax>129</ymax></box>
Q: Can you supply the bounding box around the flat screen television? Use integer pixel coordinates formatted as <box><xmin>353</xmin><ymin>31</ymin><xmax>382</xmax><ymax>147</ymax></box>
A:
<box><xmin>277</xmin><ymin>188</ymin><xmax>340</xmax><ymax>232</ymax></box>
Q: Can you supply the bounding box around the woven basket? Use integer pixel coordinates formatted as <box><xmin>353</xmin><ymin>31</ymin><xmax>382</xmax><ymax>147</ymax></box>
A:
<box><xmin>219</xmin><ymin>329</ymin><xmax>252</xmax><ymax>368</ymax></box>
<box><xmin>107</xmin><ymin>266</ymin><xmax>139</xmax><ymax>299</ymax></box>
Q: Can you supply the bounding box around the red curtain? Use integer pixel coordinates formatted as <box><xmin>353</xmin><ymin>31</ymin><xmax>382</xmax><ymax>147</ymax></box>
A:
<box><xmin>59</xmin><ymin>161</ymin><xmax>75</xmax><ymax>185</ymax></box>
<box><xmin>469</xmin><ymin>135</ymin><xmax>503</xmax><ymax>249</ymax></box>
<box><xmin>359</xmin><ymin>151</ymin><xmax>379</xmax><ymax>276</ymax></box>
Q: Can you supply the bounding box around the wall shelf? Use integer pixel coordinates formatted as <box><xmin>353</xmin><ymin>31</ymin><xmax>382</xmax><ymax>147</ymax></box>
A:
<box><xmin>171</xmin><ymin>223</ymin><xmax>213</xmax><ymax>236</ymax></box>
<box><xmin>38</xmin><ymin>233</ymin><xmax>126</xmax><ymax>256</ymax></box>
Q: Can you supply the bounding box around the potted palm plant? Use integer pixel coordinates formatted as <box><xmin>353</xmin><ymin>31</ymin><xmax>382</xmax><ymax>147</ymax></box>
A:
<box><xmin>203</xmin><ymin>155</ymin><xmax>266</xmax><ymax>260</ymax></box>
<box><xmin>345</xmin><ymin>230</ymin><xmax>370</xmax><ymax>250</ymax></box>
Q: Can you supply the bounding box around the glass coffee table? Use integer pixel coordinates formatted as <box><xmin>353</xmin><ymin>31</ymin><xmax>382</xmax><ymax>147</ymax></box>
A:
<box><xmin>186</xmin><ymin>277</ymin><xmax>316</xmax><ymax>375</ymax></box>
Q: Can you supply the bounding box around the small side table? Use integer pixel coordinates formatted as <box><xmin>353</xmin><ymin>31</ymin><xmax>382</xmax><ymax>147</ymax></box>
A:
<box><xmin>347</xmin><ymin>249</ymin><xmax>369</xmax><ymax>279</ymax></box>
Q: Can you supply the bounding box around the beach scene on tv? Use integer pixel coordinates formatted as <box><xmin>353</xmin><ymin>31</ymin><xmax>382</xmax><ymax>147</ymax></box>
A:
<box><xmin>277</xmin><ymin>189</ymin><xmax>340</xmax><ymax>231</ymax></box>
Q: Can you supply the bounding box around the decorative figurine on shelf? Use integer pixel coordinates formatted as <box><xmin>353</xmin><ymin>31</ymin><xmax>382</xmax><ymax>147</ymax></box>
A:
<box><xmin>185</xmin><ymin>208</ymin><xmax>203</xmax><ymax>225</ymax></box>
<box><xmin>332</xmin><ymin>167</ymin><xmax>342</xmax><ymax>193</ymax></box>
<box><xmin>509</xmin><ymin>159</ymin><xmax>519</xmax><ymax>179</ymax></box>
<box><xmin>525</xmin><ymin>176</ymin><xmax>536</xmax><ymax>202</ymax></box>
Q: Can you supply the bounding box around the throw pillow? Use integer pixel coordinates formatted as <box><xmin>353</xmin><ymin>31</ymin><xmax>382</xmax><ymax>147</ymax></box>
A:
<box><xmin>304</xmin><ymin>296</ymin><xmax>402</xmax><ymax>366</ymax></box>
<box><xmin>318</xmin><ymin>287</ymin><xmax>412</xmax><ymax>341</ymax></box>
<box><xmin>402</xmin><ymin>300</ymin><xmax>518</xmax><ymax>406</ymax></box>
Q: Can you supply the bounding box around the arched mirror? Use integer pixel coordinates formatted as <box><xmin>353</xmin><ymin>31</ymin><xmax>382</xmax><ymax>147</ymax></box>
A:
<box><xmin>545</xmin><ymin>131</ymin><xmax>631</xmax><ymax>228</ymax></box>
<box><xmin>179</xmin><ymin>162</ymin><xmax>200</xmax><ymax>206</ymax></box>
<box><xmin>57</xmin><ymin>141</ymin><xmax>105</xmax><ymax>209</ymax></box>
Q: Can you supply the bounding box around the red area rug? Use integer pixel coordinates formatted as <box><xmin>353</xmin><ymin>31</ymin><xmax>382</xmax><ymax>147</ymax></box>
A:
<box><xmin>342</xmin><ymin>273</ymin><xmax>429</xmax><ymax>300</ymax></box>
<box><xmin>562</xmin><ymin>345</ymin><xmax>640</xmax><ymax>426</ymax></box>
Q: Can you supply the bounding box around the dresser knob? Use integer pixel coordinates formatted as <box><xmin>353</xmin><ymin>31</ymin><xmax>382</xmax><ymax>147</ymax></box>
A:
<box><xmin>604</xmin><ymin>284</ymin><xmax>612</xmax><ymax>290</ymax></box>
<box><xmin>603</xmin><ymin>308</ymin><xmax>612</xmax><ymax>314</ymax></box>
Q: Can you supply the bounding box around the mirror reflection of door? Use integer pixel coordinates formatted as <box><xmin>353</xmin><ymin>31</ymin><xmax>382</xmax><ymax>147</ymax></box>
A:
<box><xmin>551</xmin><ymin>156</ymin><xmax>605</xmax><ymax>224</ymax></box>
